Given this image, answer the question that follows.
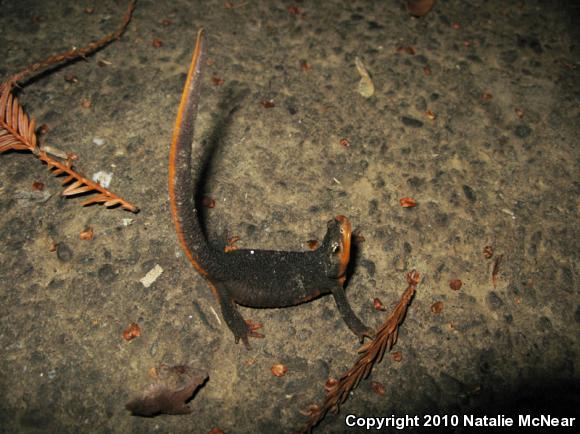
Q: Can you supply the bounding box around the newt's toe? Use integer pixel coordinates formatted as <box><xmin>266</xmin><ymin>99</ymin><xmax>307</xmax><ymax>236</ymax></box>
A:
<box><xmin>234</xmin><ymin>319</ymin><xmax>265</xmax><ymax>349</ymax></box>
<box><xmin>357</xmin><ymin>327</ymin><xmax>376</xmax><ymax>343</ymax></box>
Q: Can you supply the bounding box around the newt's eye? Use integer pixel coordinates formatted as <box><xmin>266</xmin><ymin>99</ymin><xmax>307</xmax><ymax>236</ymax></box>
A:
<box><xmin>331</xmin><ymin>242</ymin><xmax>340</xmax><ymax>253</ymax></box>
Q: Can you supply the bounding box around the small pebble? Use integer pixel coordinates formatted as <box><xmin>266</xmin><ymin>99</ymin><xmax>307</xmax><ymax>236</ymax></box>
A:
<box><xmin>486</xmin><ymin>292</ymin><xmax>504</xmax><ymax>310</ymax></box>
<box><xmin>92</xmin><ymin>171</ymin><xmax>113</xmax><ymax>188</ymax></box>
<box><xmin>140</xmin><ymin>264</ymin><xmax>164</xmax><ymax>288</ymax></box>
<box><xmin>514</xmin><ymin>125</ymin><xmax>532</xmax><ymax>138</ymax></box>
<box><xmin>462</xmin><ymin>185</ymin><xmax>476</xmax><ymax>202</ymax></box>
<box><xmin>401</xmin><ymin>116</ymin><xmax>424</xmax><ymax>128</ymax></box>
<box><xmin>56</xmin><ymin>243</ymin><xmax>73</xmax><ymax>262</ymax></box>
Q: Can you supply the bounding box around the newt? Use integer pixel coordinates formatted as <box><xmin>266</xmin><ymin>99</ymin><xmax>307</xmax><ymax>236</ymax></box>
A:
<box><xmin>169</xmin><ymin>28</ymin><xmax>373</xmax><ymax>348</ymax></box>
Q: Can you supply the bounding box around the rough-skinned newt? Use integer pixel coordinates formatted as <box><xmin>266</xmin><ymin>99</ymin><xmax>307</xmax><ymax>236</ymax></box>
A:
<box><xmin>169</xmin><ymin>28</ymin><xmax>373</xmax><ymax>348</ymax></box>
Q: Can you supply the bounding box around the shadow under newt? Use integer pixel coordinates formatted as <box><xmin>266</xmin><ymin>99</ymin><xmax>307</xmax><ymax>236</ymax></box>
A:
<box><xmin>168</xmin><ymin>28</ymin><xmax>373</xmax><ymax>348</ymax></box>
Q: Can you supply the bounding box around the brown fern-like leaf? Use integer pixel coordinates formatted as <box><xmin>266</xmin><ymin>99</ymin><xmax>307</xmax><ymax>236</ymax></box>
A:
<box><xmin>0</xmin><ymin>83</ymin><xmax>37</xmax><ymax>153</ymax></box>
<box><xmin>0</xmin><ymin>0</ymin><xmax>138</xmax><ymax>213</ymax></box>
<box><xmin>0</xmin><ymin>84</ymin><xmax>138</xmax><ymax>212</ymax></box>
<box><xmin>300</xmin><ymin>270</ymin><xmax>420</xmax><ymax>433</ymax></box>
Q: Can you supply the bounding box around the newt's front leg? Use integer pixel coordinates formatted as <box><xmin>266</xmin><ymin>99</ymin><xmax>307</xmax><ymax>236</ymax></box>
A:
<box><xmin>331</xmin><ymin>286</ymin><xmax>375</xmax><ymax>342</ymax></box>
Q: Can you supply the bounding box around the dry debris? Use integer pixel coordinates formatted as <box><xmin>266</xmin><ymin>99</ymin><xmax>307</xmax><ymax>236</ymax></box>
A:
<box><xmin>449</xmin><ymin>279</ymin><xmax>462</xmax><ymax>291</ymax></box>
<box><xmin>271</xmin><ymin>364</ymin><xmax>289</xmax><ymax>378</ymax></box>
<box><xmin>122</xmin><ymin>323</ymin><xmax>141</xmax><ymax>341</ymax></box>
<box><xmin>126</xmin><ymin>365</ymin><xmax>208</xmax><ymax>417</ymax></box>
<box><xmin>355</xmin><ymin>57</ymin><xmax>375</xmax><ymax>98</ymax></box>
<box><xmin>300</xmin><ymin>271</ymin><xmax>420</xmax><ymax>432</ymax></box>
<box><xmin>0</xmin><ymin>1</ymin><xmax>138</xmax><ymax>212</ymax></box>
<box><xmin>407</xmin><ymin>0</ymin><xmax>436</xmax><ymax>17</ymax></box>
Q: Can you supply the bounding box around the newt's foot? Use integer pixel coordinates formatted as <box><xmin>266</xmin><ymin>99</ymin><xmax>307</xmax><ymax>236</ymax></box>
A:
<box><xmin>224</xmin><ymin>236</ymin><xmax>241</xmax><ymax>253</ymax></box>
<box><xmin>233</xmin><ymin>319</ymin><xmax>265</xmax><ymax>349</ymax></box>
<box><xmin>355</xmin><ymin>326</ymin><xmax>376</xmax><ymax>343</ymax></box>
<box><xmin>331</xmin><ymin>286</ymin><xmax>375</xmax><ymax>343</ymax></box>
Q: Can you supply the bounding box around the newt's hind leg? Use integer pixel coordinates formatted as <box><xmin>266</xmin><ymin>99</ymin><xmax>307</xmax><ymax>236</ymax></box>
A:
<box><xmin>215</xmin><ymin>286</ymin><xmax>264</xmax><ymax>348</ymax></box>
<box><xmin>331</xmin><ymin>286</ymin><xmax>375</xmax><ymax>342</ymax></box>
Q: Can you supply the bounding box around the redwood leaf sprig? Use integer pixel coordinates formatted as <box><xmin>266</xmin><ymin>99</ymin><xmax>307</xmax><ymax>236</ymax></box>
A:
<box><xmin>0</xmin><ymin>83</ymin><xmax>138</xmax><ymax>212</ymax></box>
<box><xmin>301</xmin><ymin>270</ymin><xmax>420</xmax><ymax>433</ymax></box>
<box><xmin>0</xmin><ymin>1</ymin><xmax>138</xmax><ymax>212</ymax></box>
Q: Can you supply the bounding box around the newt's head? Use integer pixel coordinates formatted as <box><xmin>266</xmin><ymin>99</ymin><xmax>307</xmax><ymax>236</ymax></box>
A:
<box><xmin>319</xmin><ymin>215</ymin><xmax>352</xmax><ymax>284</ymax></box>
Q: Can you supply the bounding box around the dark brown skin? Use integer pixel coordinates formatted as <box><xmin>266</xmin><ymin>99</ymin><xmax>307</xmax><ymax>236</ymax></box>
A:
<box><xmin>169</xmin><ymin>29</ymin><xmax>373</xmax><ymax>348</ymax></box>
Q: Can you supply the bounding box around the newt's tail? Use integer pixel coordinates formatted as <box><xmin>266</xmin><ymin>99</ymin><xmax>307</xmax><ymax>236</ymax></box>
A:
<box><xmin>169</xmin><ymin>28</ymin><xmax>216</xmax><ymax>278</ymax></box>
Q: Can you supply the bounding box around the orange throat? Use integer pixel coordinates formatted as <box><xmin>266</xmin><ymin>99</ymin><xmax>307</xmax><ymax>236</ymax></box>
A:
<box><xmin>334</xmin><ymin>215</ymin><xmax>352</xmax><ymax>285</ymax></box>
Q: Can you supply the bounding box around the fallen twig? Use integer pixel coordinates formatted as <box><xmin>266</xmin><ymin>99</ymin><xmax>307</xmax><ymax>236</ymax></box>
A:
<box><xmin>300</xmin><ymin>270</ymin><xmax>420</xmax><ymax>433</ymax></box>
<box><xmin>5</xmin><ymin>1</ymin><xmax>136</xmax><ymax>86</ymax></box>
<box><xmin>0</xmin><ymin>1</ymin><xmax>138</xmax><ymax>212</ymax></box>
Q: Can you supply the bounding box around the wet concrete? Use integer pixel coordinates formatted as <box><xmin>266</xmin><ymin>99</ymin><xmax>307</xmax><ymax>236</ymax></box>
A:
<box><xmin>0</xmin><ymin>0</ymin><xmax>578</xmax><ymax>432</ymax></box>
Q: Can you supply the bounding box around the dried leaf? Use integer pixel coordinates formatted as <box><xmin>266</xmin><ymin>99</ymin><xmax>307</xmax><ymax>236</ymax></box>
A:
<box><xmin>355</xmin><ymin>57</ymin><xmax>374</xmax><ymax>98</ymax></box>
<box><xmin>373</xmin><ymin>298</ymin><xmax>387</xmax><ymax>311</ymax></box>
<box><xmin>483</xmin><ymin>245</ymin><xmax>494</xmax><ymax>259</ymax></box>
<box><xmin>49</xmin><ymin>239</ymin><xmax>58</xmax><ymax>252</ymax></box>
<box><xmin>407</xmin><ymin>0</ymin><xmax>436</xmax><ymax>17</ymax></box>
<box><xmin>396</xmin><ymin>46</ymin><xmax>416</xmax><ymax>55</ymax></box>
<box><xmin>339</xmin><ymin>138</ymin><xmax>350</xmax><ymax>147</ymax></box>
<box><xmin>79</xmin><ymin>227</ymin><xmax>94</xmax><ymax>240</ymax></box>
<box><xmin>371</xmin><ymin>381</ymin><xmax>386</xmax><ymax>396</ymax></box>
<box><xmin>122</xmin><ymin>323</ymin><xmax>141</xmax><ymax>341</ymax></box>
<box><xmin>431</xmin><ymin>301</ymin><xmax>444</xmax><ymax>314</ymax></box>
<box><xmin>271</xmin><ymin>364</ymin><xmax>288</xmax><ymax>378</ymax></box>
<box><xmin>399</xmin><ymin>197</ymin><xmax>417</xmax><ymax>207</ymax></box>
<box><xmin>126</xmin><ymin>365</ymin><xmax>208</xmax><ymax>417</ymax></box>
<box><xmin>299</xmin><ymin>60</ymin><xmax>312</xmax><ymax>72</ymax></box>
<box><xmin>261</xmin><ymin>99</ymin><xmax>275</xmax><ymax>108</ymax></box>
<box><xmin>449</xmin><ymin>279</ymin><xmax>462</xmax><ymax>291</ymax></box>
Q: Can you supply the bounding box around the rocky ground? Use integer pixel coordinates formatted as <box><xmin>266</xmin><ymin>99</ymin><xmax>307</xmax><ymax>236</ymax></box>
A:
<box><xmin>0</xmin><ymin>0</ymin><xmax>578</xmax><ymax>432</ymax></box>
